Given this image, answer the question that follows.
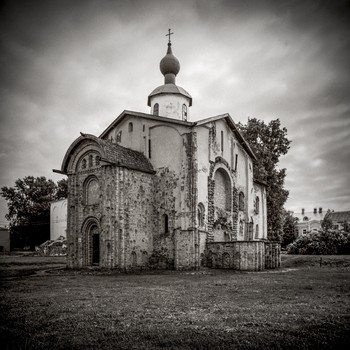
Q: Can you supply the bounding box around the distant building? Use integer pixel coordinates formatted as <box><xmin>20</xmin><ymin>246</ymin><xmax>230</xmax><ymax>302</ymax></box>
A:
<box><xmin>0</xmin><ymin>226</ymin><xmax>10</xmax><ymax>252</ymax></box>
<box><xmin>50</xmin><ymin>199</ymin><xmax>67</xmax><ymax>240</ymax></box>
<box><xmin>293</xmin><ymin>208</ymin><xmax>350</xmax><ymax>235</ymax></box>
<box><xmin>327</xmin><ymin>211</ymin><xmax>350</xmax><ymax>230</ymax></box>
<box><xmin>293</xmin><ymin>207</ymin><xmax>325</xmax><ymax>236</ymax></box>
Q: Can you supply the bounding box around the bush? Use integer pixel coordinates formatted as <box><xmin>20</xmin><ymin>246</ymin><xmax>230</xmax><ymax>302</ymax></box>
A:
<box><xmin>287</xmin><ymin>229</ymin><xmax>350</xmax><ymax>255</ymax></box>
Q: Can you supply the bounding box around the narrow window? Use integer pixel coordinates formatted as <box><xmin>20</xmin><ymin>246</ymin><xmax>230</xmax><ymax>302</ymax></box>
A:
<box><xmin>82</xmin><ymin>159</ymin><xmax>87</xmax><ymax>169</ymax></box>
<box><xmin>221</xmin><ymin>130</ymin><xmax>224</xmax><ymax>152</ymax></box>
<box><xmin>235</xmin><ymin>154</ymin><xmax>238</xmax><ymax>171</ymax></box>
<box><xmin>197</xmin><ymin>203</ymin><xmax>205</xmax><ymax>228</ymax></box>
<box><xmin>255</xmin><ymin>224</ymin><xmax>259</xmax><ymax>239</ymax></box>
<box><xmin>143</xmin><ymin>124</ymin><xmax>145</xmax><ymax>132</ymax></box>
<box><xmin>148</xmin><ymin>139</ymin><xmax>151</xmax><ymax>159</ymax></box>
<box><xmin>182</xmin><ymin>104</ymin><xmax>187</xmax><ymax>121</ymax></box>
<box><xmin>231</xmin><ymin>141</ymin><xmax>234</xmax><ymax>169</ymax></box>
<box><xmin>116</xmin><ymin>131</ymin><xmax>122</xmax><ymax>143</ymax></box>
<box><xmin>255</xmin><ymin>197</ymin><xmax>260</xmax><ymax>214</ymax></box>
<box><xmin>95</xmin><ymin>156</ymin><xmax>100</xmax><ymax>166</ymax></box>
<box><xmin>88</xmin><ymin>154</ymin><xmax>93</xmax><ymax>167</ymax></box>
<box><xmin>239</xmin><ymin>220</ymin><xmax>244</xmax><ymax>236</ymax></box>
<box><xmin>128</xmin><ymin>122</ymin><xmax>133</xmax><ymax>132</ymax></box>
<box><xmin>131</xmin><ymin>251</ymin><xmax>137</xmax><ymax>267</ymax></box>
<box><xmin>239</xmin><ymin>192</ymin><xmax>245</xmax><ymax>211</ymax></box>
<box><xmin>153</xmin><ymin>103</ymin><xmax>159</xmax><ymax>116</ymax></box>
<box><xmin>162</xmin><ymin>214</ymin><xmax>169</xmax><ymax>233</ymax></box>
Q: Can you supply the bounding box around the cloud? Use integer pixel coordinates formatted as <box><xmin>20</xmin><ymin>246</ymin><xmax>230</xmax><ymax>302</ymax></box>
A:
<box><xmin>0</xmin><ymin>0</ymin><xmax>350</xmax><ymax>223</ymax></box>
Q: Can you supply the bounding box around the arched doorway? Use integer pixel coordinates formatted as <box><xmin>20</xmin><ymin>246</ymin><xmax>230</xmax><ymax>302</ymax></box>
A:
<box><xmin>82</xmin><ymin>218</ymin><xmax>100</xmax><ymax>266</ymax></box>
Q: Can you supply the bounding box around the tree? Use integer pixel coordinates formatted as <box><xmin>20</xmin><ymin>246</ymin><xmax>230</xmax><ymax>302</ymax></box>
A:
<box><xmin>237</xmin><ymin>118</ymin><xmax>291</xmax><ymax>241</ymax></box>
<box><xmin>321</xmin><ymin>210</ymin><xmax>334</xmax><ymax>232</ymax></box>
<box><xmin>1</xmin><ymin>176</ymin><xmax>67</xmax><ymax>249</ymax></box>
<box><xmin>281</xmin><ymin>209</ymin><xmax>298</xmax><ymax>248</ymax></box>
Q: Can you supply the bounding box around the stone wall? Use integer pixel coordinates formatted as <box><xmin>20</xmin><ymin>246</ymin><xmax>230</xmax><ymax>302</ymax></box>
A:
<box><xmin>206</xmin><ymin>241</ymin><xmax>280</xmax><ymax>271</ymax></box>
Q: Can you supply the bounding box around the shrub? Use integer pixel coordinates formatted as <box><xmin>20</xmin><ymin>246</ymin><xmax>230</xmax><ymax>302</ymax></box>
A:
<box><xmin>287</xmin><ymin>229</ymin><xmax>350</xmax><ymax>255</ymax></box>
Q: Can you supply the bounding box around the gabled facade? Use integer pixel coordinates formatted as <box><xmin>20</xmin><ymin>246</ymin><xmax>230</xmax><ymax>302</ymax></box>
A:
<box><xmin>58</xmin><ymin>37</ymin><xmax>279</xmax><ymax>271</ymax></box>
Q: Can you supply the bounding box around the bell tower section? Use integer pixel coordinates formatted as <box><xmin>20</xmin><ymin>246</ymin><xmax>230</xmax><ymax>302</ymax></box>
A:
<box><xmin>147</xmin><ymin>29</ymin><xmax>192</xmax><ymax>121</ymax></box>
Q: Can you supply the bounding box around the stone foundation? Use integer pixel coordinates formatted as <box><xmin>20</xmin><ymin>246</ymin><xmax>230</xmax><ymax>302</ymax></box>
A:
<box><xmin>206</xmin><ymin>241</ymin><xmax>280</xmax><ymax>271</ymax></box>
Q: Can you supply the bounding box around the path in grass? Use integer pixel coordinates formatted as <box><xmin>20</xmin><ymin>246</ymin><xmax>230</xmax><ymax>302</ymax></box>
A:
<box><xmin>0</xmin><ymin>256</ymin><xmax>349</xmax><ymax>349</ymax></box>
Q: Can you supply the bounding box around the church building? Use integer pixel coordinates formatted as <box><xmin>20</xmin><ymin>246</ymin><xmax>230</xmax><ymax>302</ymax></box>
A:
<box><xmin>58</xmin><ymin>34</ymin><xmax>280</xmax><ymax>271</ymax></box>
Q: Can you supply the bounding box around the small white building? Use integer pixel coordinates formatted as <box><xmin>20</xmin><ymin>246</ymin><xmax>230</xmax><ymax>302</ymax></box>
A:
<box><xmin>50</xmin><ymin>199</ymin><xmax>67</xmax><ymax>240</ymax></box>
<box><xmin>294</xmin><ymin>208</ymin><xmax>325</xmax><ymax>236</ymax></box>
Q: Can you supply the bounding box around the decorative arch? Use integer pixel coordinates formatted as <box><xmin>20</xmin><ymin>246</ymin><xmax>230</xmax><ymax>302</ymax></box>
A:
<box><xmin>81</xmin><ymin>217</ymin><xmax>101</xmax><ymax>266</ymax></box>
<box><xmin>61</xmin><ymin>134</ymin><xmax>105</xmax><ymax>174</ymax></box>
<box><xmin>207</xmin><ymin>158</ymin><xmax>238</xmax><ymax>241</ymax></box>
<box><xmin>213</xmin><ymin>167</ymin><xmax>232</xmax><ymax>211</ymax></box>
<box><xmin>84</xmin><ymin>176</ymin><xmax>100</xmax><ymax>205</ymax></box>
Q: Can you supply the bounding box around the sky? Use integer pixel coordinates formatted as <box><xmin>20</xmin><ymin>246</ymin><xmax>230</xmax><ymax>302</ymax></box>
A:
<box><xmin>0</xmin><ymin>0</ymin><xmax>350</xmax><ymax>225</ymax></box>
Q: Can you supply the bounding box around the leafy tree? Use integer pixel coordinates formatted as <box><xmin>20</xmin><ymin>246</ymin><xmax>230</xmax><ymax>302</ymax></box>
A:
<box><xmin>1</xmin><ymin>176</ymin><xmax>67</xmax><ymax>249</ymax></box>
<box><xmin>237</xmin><ymin>118</ymin><xmax>291</xmax><ymax>241</ymax></box>
<box><xmin>281</xmin><ymin>209</ymin><xmax>298</xmax><ymax>248</ymax></box>
<box><xmin>321</xmin><ymin>210</ymin><xmax>333</xmax><ymax>232</ymax></box>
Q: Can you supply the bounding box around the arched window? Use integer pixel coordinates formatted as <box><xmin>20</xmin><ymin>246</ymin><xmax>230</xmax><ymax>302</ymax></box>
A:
<box><xmin>128</xmin><ymin>122</ymin><xmax>133</xmax><ymax>132</ymax></box>
<box><xmin>239</xmin><ymin>192</ymin><xmax>245</xmax><ymax>211</ymax></box>
<box><xmin>197</xmin><ymin>203</ymin><xmax>205</xmax><ymax>228</ymax></box>
<box><xmin>255</xmin><ymin>224</ymin><xmax>259</xmax><ymax>239</ymax></box>
<box><xmin>182</xmin><ymin>104</ymin><xmax>187</xmax><ymax>121</ymax></box>
<box><xmin>255</xmin><ymin>196</ymin><xmax>260</xmax><ymax>214</ymax></box>
<box><xmin>162</xmin><ymin>214</ymin><xmax>169</xmax><ymax>233</ymax></box>
<box><xmin>82</xmin><ymin>158</ymin><xmax>87</xmax><ymax>169</ymax></box>
<box><xmin>153</xmin><ymin>103</ymin><xmax>159</xmax><ymax>116</ymax></box>
<box><xmin>88</xmin><ymin>154</ymin><xmax>93</xmax><ymax>167</ymax></box>
<box><xmin>303</xmin><ymin>216</ymin><xmax>309</xmax><ymax>221</ymax></box>
<box><xmin>95</xmin><ymin>156</ymin><xmax>100</xmax><ymax>166</ymax></box>
<box><xmin>85</xmin><ymin>177</ymin><xmax>100</xmax><ymax>205</ymax></box>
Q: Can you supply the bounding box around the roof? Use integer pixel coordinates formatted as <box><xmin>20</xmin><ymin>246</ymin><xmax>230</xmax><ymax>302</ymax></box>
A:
<box><xmin>61</xmin><ymin>134</ymin><xmax>154</xmax><ymax>175</ymax></box>
<box><xmin>196</xmin><ymin>113</ymin><xmax>256</xmax><ymax>160</ymax></box>
<box><xmin>147</xmin><ymin>84</ymin><xmax>192</xmax><ymax>106</ymax></box>
<box><xmin>293</xmin><ymin>211</ymin><xmax>325</xmax><ymax>222</ymax></box>
<box><xmin>328</xmin><ymin>211</ymin><xmax>350</xmax><ymax>223</ymax></box>
<box><xmin>100</xmin><ymin>110</ymin><xmax>194</xmax><ymax>139</ymax></box>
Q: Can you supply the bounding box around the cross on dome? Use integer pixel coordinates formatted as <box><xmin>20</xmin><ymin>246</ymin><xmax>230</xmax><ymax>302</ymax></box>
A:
<box><xmin>165</xmin><ymin>28</ymin><xmax>174</xmax><ymax>44</ymax></box>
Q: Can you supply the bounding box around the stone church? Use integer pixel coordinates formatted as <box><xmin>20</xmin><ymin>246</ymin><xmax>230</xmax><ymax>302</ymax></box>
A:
<box><xmin>58</xmin><ymin>36</ymin><xmax>280</xmax><ymax>271</ymax></box>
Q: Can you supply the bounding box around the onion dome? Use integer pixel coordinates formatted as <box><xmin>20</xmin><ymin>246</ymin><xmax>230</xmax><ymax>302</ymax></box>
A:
<box><xmin>160</xmin><ymin>43</ymin><xmax>180</xmax><ymax>84</ymax></box>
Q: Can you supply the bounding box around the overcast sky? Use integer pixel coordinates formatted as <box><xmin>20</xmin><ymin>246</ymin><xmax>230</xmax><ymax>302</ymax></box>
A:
<box><xmin>1</xmin><ymin>0</ymin><xmax>349</xmax><ymax>225</ymax></box>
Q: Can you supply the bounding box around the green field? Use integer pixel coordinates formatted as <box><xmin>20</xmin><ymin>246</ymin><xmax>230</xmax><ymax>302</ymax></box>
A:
<box><xmin>1</xmin><ymin>254</ymin><xmax>349</xmax><ymax>349</ymax></box>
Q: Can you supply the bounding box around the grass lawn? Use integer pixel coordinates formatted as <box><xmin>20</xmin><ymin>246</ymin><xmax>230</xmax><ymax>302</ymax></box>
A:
<box><xmin>0</xmin><ymin>254</ymin><xmax>349</xmax><ymax>349</ymax></box>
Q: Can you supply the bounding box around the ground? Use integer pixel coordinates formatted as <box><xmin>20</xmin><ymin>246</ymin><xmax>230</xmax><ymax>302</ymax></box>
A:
<box><xmin>0</xmin><ymin>254</ymin><xmax>349</xmax><ymax>349</ymax></box>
